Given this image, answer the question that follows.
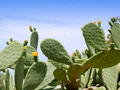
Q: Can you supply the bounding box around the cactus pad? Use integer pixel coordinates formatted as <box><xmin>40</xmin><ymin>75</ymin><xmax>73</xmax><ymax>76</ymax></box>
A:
<box><xmin>84</xmin><ymin>50</ymin><xmax>120</xmax><ymax>68</ymax></box>
<box><xmin>35</xmin><ymin>62</ymin><xmax>56</xmax><ymax>90</ymax></box>
<box><xmin>0</xmin><ymin>41</ymin><xmax>24</xmax><ymax>70</ymax></box>
<box><xmin>40</xmin><ymin>38</ymin><xmax>72</xmax><ymax>65</ymax></box>
<box><xmin>30</xmin><ymin>31</ymin><xmax>39</xmax><ymax>50</ymax></box>
<box><xmin>68</xmin><ymin>50</ymin><xmax>120</xmax><ymax>82</ymax></box>
<box><xmin>15</xmin><ymin>57</ymin><xmax>24</xmax><ymax>90</ymax></box>
<box><xmin>111</xmin><ymin>23</ymin><xmax>120</xmax><ymax>48</ymax></box>
<box><xmin>54</xmin><ymin>68</ymin><xmax>69</xmax><ymax>83</ymax></box>
<box><xmin>82</xmin><ymin>23</ymin><xmax>107</xmax><ymax>50</ymax></box>
<box><xmin>101</xmin><ymin>65</ymin><xmax>118</xmax><ymax>90</ymax></box>
<box><xmin>23</xmin><ymin>61</ymin><xmax>47</xmax><ymax>90</ymax></box>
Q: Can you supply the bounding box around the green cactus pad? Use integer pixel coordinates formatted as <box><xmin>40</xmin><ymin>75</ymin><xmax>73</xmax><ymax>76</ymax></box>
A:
<box><xmin>68</xmin><ymin>50</ymin><xmax>120</xmax><ymax>82</ymax></box>
<box><xmin>30</xmin><ymin>31</ymin><xmax>39</xmax><ymax>50</ymax></box>
<box><xmin>40</xmin><ymin>38</ymin><xmax>72</xmax><ymax>65</ymax></box>
<box><xmin>82</xmin><ymin>23</ymin><xmax>107</xmax><ymax>50</ymax></box>
<box><xmin>24</xmin><ymin>46</ymin><xmax>36</xmax><ymax>66</ymax></box>
<box><xmin>82</xmin><ymin>68</ymin><xmax>92</xmax><ymax>88</ymax></box>
<box><xmin>0</xmin><ymin>41</ymin><xmax>24</xmax><ymax>70</ymax></box>
<box><xmin>5</xmin><ymin>70</ymin><xmax>10</xmax><ymax>90</ymax></box>
<box><xmin>84</xmin><ymin>50</ymin><xmax>120</xmax><ymax>68</ymax></box>
<box><xmin>23</xmin><ymin>61</ymin><xmax>47</xmax><ymax>90</ymax></box>
<box><xmin>111</xmin><ymin>23</ymin><xmax>120</xmax><ymax>48</ymax></box>
<box><xmin>35</xmin><ymin>62</ymin><xmax>56</xmax><ymax>90</ymax></box>
<box><xmin>101</xmin><ymin>65</ymin><xmax>118</xmax><ymax>90</ymax></box>
<box><xmin>26</xmin><ymin>46</ymin><xmax>36</xmax><ymax>55</ymax></box>
<box><xmin>53</xmin><ymin>68</ymin><xmax>69</xmax><ymax>83</ymax></box>
<box><xmin>5</xmin><ymin>70</ymin><xmax>14</xmax><ymax>90</ymax></box>
<box><xmin>23</xmin><ymin>53</ymin><xmax>35</xmax><ymax>66</ymax></box>
<box><xmin>15</xmin><ymin>57</ymin><xmax>24</xmax><ymax>90</ymax></box>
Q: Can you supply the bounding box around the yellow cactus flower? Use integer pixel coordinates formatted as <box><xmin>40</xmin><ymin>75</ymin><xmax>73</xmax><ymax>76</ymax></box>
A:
<box><xmin>93</xmin><ymin>22</ymin><xmax>96</xmax><ymax>24</ymax></box>
<box><xmin>32</xmin><ymin>52</ymin><xmax>38</xmax><ymax>56</ymax></box>
<box><xmin>72</xmin><ymin>53</ymin><xmax>74</xmax><ymax>56</ymax></box>
<box><xmin>24</xmin><ymin>46</ymin><xmax>27</xmax><ymax>50</ymax></box>
<box><xmin>98</xmin><ymin>21</ymin><xmax>101</xmax><ymax>24</ymax></box>
<box><xmin>29</xmin><ymin>26</ymin><xmax>32</xmax><ymax>29</ymax></box>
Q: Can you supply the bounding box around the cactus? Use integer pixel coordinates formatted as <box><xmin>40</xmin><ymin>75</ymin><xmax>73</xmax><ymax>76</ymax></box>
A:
<box><xmin>1</xmin><ymin>17</ymin><xmax>120</xmax><ymax>90</ymax></box>
<box><xmin>5</xmin><ymin>70</ymin><xmax>14</xmax><ymax>90</ymax></box>
<box><xmin>53</xmin><ymin>68</ymin><xmax>70</xmax><ymax>83</ymax></box>
<box><xmin>0</xmin><ymin>41</ymin><xmax>24</xmax><ymax>70</ymax></box>
<box><xmin>82</xmin><ymin>23</ymin><xmax>107</xmax><ymax>50</ymax></box>
<box><xmin>15</xmin><ymin>57</ymin><xmax>24</xmax><ymax>90</ymax></box>
<box><xmin>40</xmin><ymin>38</ymin><xmax>72</xmax><ymax>65</ymax></box>
<box><xmin>30</xmin><ymin>31</ymin><xmax>39</xmax><ymax>50</ymax></box>
<box><xmin>101</xmin><ymin>65</ymin><xmax>118</xmax><ymax>90</ymax></box>
<box><xmin>23</xmin><ymin>61</ymin><xmax>47</xmax><ymax>90</ymax></box>
<box><xmin>110</xmin><ymin>23</ymin><xmax>120</xmax><ymax>48</ymax></box>
<box><xmin>35</xmin><ymin>62</ymin><xmax>56</xmax><ymax>90</ymax></box>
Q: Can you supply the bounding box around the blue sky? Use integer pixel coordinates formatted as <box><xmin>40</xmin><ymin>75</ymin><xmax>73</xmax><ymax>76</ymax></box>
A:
<box><xmin>0</xmin><ymin>0</ymin><xmax>120</xmax><ymax>61</ymax></box>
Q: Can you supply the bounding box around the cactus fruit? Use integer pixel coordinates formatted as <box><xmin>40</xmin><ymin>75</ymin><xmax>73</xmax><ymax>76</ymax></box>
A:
<box><xmin>23</xmin><ymin>40</ymin><xmax>28</xmax><ymax>46</ymax></box>
<box><xmin>40</xmin><ymin>38</ymin><xmax>72</xmax><ymax>65</ymax></box>
<box><xmin>82</xmin><ymin>23</ymin><xmax>107</xmax><ymax>50</ymax></box>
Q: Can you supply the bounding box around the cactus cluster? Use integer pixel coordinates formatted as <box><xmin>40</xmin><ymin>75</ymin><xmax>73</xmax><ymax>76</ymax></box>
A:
<box><xmin>0</xmin><ymin>17</ymin><xmax>120</xmax><ymax>90</ymax></box>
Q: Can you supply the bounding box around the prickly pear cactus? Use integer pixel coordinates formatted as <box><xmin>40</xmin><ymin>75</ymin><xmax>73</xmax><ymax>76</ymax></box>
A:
<box><xmin>24</xmin><ymin>46</ymin><xmax>36</xmax><ymax>66</ymax></box>
<box><xmin>5</xmin><ymin>70</ymin><xmax>14</xmax><ymax>90</ymax></box>
<box><xmin>54</xmin><ymin>68</ymin><xmax>69</xmax><ymax>83</ymax></box>
<box><xmin>35</xmin><ymin>62</ymin><xmax>56</xmax><ymax>90</ymax></box>
<box><xmin>0</xmin><ymin>41</ymin><xmax>24</xmax><ymax>70</ymax></box>
<box><xmin>84</xmin><ymin>50</ymin><xmax>120</xmax><ymax>68</ymax></box>
<box><xmin>82</xmin><ymin>23</ymin><xmax>107</xmax><ymax>50</ymax></box>
<box><xmin>30</xmin><ymin>31</ymin><xmax>39</xmax><ymax>50</ymax></box>
<box><xmin>101</xmin><ymin>65</ymin><xmax>118</xmax><ymax>90</ymax></box>
<box><xmin>110</xmin><ymin>23</ymin><xmax>120</xmax><ymax>48</ymax></box>
<box><xmin>23</xmin><ymin>62</ymin><xmax>47</xmax><ymax>90</ymax></box>
<box><xmin>67</xmin><ymin>50</ymin><xmax>120</xmax><ymax>82</ymax></box>
<box><xmin>40</xmin><ymin>38</ymin><xmax>72</xmax><ymax>65</ymax></box>
<box><xmin>15</xmin><ymin>57</ymin><xmax>24</xmax><ymax>90</ymax></box>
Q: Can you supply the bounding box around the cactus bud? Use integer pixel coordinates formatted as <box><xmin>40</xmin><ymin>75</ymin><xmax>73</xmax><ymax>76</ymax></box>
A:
<box><xmin>32</xmin><ymin>52</ymin><xmax>38</xmax><ymax>62</ymax></box>
<box><xmin>6</xmin><ymin>41</ymin><xmax>9</xmax><ymax>45</ymax></box>
<box><xmin>34</xmin><ymin>27</ymin><xmax>36</xmax><ymax>31</ymax></box>
<box><xmin>93</xmin><ymin>22</ymin><xmax>96</xmax><ymax>24</ymax></box>
<box><xmin>72</xmin><ymin>56</ymin><xmax>75</xmax><ymax>63</ymax></box>
<box><xmin>98</xmin><ymin>21</ymin><xmax>101</xmax><ymax>27</ymax></box>
<box><xmin>76</xmin><ymin>49</ymin><xmax>80</xmax><ymax>55</ymax></box>
<box><xmin>82</xmin><ymin>52</ymin><xmax>85</xmax><ymax>55</ymax></box>
<box><xmin>74</xmin><ymin>52</ymin><xmax>77</xmax><ymax>56</ymax></box>
<box><xmin>23</xmin><ymin>40</ymin><xmax>28</xmax><ymax>46</ymax></box>
<box><xmin>10</xmin><ymin>38</ymin><xmax>13</xmax><ymax>42</ymax></box>
<box><xmin>29</xmin><ymin>26</ymin><xmax>33</xmax><ymax>32</ymax></box>
<box><xmin>111</xmin><ymin>17</ymin><xmax>117</xmax><ymax>23</ymax></box>
<box><xmin>108</xmin><ymin>21</ymin><xmax>112</xmax><ymax>27</ymax></box>
<box><xmin>78</xmin><ymin>54</ymin><xmax>81</xmax><ymax>59</ymax></box>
